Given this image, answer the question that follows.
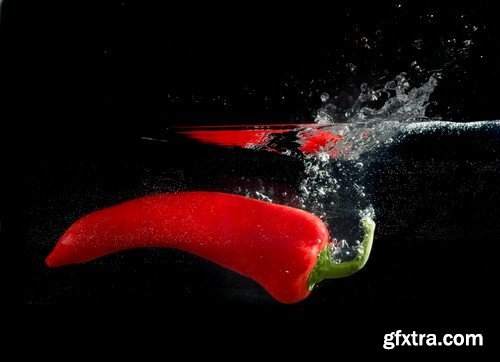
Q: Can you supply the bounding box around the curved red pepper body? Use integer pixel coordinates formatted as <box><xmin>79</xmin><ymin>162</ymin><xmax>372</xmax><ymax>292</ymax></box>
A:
<box><xmin>46</xmin><ymin>192</ymin><xmax>329</xmax><ymax>303</ymax></box>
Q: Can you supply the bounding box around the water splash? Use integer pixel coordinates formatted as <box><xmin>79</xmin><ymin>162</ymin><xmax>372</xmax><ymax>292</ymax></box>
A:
<box><xmin>314</xmin><ymin>72</ymin><xmax>440</xmax><ymax>124</ymax></box>
<box><xmin>179</xmin><ymin>72</ymin><xmax>441</xmax><ymax>160</ymax></box>
<box><xmin>175</xmin><ymin>71</ymin><xmax>449</xmax><ymax>262</ymax></box>
<box><xmin>294</xmin><ymin>73</ymin><xmax>442</xmax><ymax>260</ymax></box>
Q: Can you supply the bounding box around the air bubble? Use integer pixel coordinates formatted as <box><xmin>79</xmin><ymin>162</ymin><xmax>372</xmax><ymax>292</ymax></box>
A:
<box><xmin>346</xmin><ymin>63</ymin><xmax>357</xmax><ymax>72</ymax></box>
<box><xmin>413</xmin><ymin>39</ymin><xmax>424</xmax><ymax>50</ymax></box>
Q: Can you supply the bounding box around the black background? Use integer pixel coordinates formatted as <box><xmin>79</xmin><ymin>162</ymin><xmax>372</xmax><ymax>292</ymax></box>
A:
<box><xmin>6</xmin><ymin>0</ymin><xmax>499</xmax><ymax>352</ymax></box>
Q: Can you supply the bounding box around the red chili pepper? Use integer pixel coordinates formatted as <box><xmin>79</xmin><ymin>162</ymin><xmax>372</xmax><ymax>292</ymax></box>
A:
<box><xmin>298</xmin><ymin>131</ymin><xmax>344</xmax><ymax>154</ymax></box>
<box><xmin>46</xmin><ymin>192</ymin><xmax>375</xmax><ymax>303</ymax></box>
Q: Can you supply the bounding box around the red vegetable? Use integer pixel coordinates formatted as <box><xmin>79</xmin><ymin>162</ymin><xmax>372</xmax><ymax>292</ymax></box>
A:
<box><xmin>298</xmin><ymin>130</ymin><xmax>344</xmax><ymax>154</ymax></box>
<box><xmin>179</xmin><ymin>129</ymin><xmax>287</xmax><ymax>148</ymax></box>
<box><xmin>46</xmin><ymin>192</ymin><xmax>375</xmax><ymax>303</ymax></box>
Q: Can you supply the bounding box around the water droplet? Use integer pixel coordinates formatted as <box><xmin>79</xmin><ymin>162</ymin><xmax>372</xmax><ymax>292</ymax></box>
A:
<box><xmin>318</xmin><ymin>152</ymin><xmax>329</xmax><ymax>162</ymax></box>
<box><xmin>320</xmin><ymin>92</ymin><xmax>330</xmax><ymax>102</ymax></box>
<box><xmin>413</xmin><ymin>39</ymin><xmax>424</xmax><ymax>50</ymax></box>
<box><xmin>346</xmin><ymin>63</ymin><xmax>357</xmax><ymax>72</ymax></box>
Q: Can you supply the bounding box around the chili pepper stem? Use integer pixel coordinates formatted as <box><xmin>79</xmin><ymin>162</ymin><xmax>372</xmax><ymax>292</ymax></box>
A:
<box><xmin>308</xmin><ymin>218</ymin><xmax>375</xmax><ymax>290</ymax></box>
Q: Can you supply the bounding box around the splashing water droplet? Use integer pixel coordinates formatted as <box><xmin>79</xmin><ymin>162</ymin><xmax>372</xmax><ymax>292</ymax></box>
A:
<box><xmin>313</xmin><ymin>72</ymin><xmax>440</xmax><ymax>125</ymax></box>
<box><xmin>413</xmin><ymin>39</ymin><xmax>424</xmax><ymax>50</ymax></box>
<box><xmin>346</xmin><ymin>63</ymin><xmax>357</xmax><ymax>72</ymax></box>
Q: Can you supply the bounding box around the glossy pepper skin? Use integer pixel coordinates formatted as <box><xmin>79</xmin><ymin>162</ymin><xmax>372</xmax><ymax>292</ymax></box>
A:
<box><xmin>46</xmin><ymin>192</ymin><xmax>330</xmax><ymax>303</ymax></box>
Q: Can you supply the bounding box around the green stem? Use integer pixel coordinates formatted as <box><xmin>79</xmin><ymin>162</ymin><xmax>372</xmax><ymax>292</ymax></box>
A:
<box><xmin>308</xmin><ymin>218</ymin><xmax>375</xmax><ymax>290</ymax></box>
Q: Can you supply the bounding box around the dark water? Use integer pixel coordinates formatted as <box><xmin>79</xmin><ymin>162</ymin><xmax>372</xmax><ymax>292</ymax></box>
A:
<box><xmin>23</xmin><ymin>122</ymin><xmax>499</xmax><ymax>310</ymax></box>
<box><xmin>8</xmin><ymin>0</ymin><xmax>500</xmax><ymax>350</ymax></box>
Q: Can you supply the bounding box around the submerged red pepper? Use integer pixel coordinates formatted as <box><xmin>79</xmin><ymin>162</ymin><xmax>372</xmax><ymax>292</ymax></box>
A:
<box><xmin>46</xmin><ymin>192</ymin><xmax>375</xmax><ymax>303</ymax></box>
